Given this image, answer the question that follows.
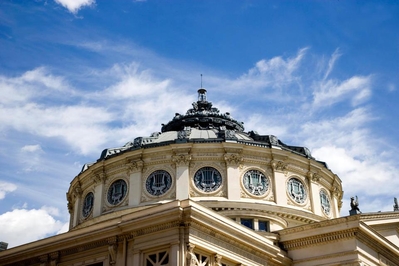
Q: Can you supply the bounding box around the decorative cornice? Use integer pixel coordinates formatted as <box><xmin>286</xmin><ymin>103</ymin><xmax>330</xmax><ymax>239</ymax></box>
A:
<box><xmin>292</xmin><ymin>250</ymin><xmax>359</xmax><ymax>264</ymax></box>
<box><xmin>132</xmin><ymin>220</ymin><xmax>182</xmax><ymax>237</ymax></box>
<box><xmin>281</xmin><ymin>228</ymin><xmax>359</xmax><ymax>250</ymax></box>
<box><xmin>279</xmin><ymin>215</ymin><xmax>361</xmax><ymax>235</ymax></box>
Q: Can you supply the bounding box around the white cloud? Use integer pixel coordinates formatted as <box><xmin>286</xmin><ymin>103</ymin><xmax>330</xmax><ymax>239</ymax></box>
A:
<box><xmin>301</xmin><ymin>107</ymin><xmax>398</xmax><ymax>212</ymax></box>
<box><xmin>54</xmin><ymin>0</ymin><xmax>95</xmax><ymax>14</ymax></box>
<box><xmin>0</xmin><ymin>181</ymin><xmax>17</xmax><ymax>200</ymax></box>
<box><xmin>231</xmin><ymin>48</ymin><xmax>308</xmax><ymax>94</ymax></box>
<box><xmin>0</xmin><ymin>67</ymin><xmax>72</xmax><ymax>106</ymax></box>
<box><xmin>0</xmin><ymin>207</ymin><xmax>66</xmax><ymax>248</ymax></box>
<box><xmin>312</xmin><ymin>75</ymin><xmax>372</xmax><ymax>108</ymax></box>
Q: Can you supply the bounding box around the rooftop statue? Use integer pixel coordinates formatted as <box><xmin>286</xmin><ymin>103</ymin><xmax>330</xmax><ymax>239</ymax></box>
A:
<box><xmin>350</xmin><ymin>196</ymin><xmax>361</xmax><ymax>215</ymax></box>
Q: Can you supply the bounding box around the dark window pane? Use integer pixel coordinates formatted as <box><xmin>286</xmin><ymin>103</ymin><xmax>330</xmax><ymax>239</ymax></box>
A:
<box><xmin>149</xmin><ymin>254</ymin><xmax>157</xmax><ymax>261</ymax></box>
<box><xmin>259</xmin><ymin>221</ymin><xmax>269</xmax><ymax>232</ymax></box>
<box><xmin>241</xmin><ymin>219</ymin><xmax>253</xmax><ymax>229</ymax></box>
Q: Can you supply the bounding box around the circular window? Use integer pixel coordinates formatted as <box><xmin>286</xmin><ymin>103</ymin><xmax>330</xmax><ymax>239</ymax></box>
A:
<box><xmin>82</xmin><ymin>192</ymin><xmax>94</xmax><ymax>218</ymax></box>
<box><xmin>287</xmin><ymin>177</ymin><xmax>307</xmax><ymax>204</ymax></box>
<box><xmin>107</xmin><ymin>179</ymin><xmax>128</xmax><ymax>205</ymax></box>
<box><xmin>320</xmin><ymin>189</ymin><xmax>331</xmax><ymax>216</ymax></box>
<box><xmin>146</xmin><ymin>170</ymin><xmax>172</xmax><ymax>196</ymax></box>
<box><xmin>194</xmin><ymin>167</ymin><xmax>222</xmax><ymax>193</ymax></box>
<box><xmin>243</xmin><ymin>170</ymin><xmax>270</xmax><ymax>196</ymax></box>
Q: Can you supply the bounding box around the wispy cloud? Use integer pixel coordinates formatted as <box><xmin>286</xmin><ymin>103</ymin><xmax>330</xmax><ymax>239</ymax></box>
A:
<box><xmin>312</xmin><ymin>75</ymin><xmax>372</xmax><ymax>108</ymax></box>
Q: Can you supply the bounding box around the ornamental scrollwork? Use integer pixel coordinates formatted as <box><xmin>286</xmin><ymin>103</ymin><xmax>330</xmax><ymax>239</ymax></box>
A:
<box><xmin>172</xmin><ymin>154</ymin><xmax>192</xmax><ymax>166</ymax></box>
<box><xmin>127</xmin><ymin>160</ymin><xmax>144</xmax><ymax>174</ymax></box>
<box><xmin>72</xmin><ymin>184</ymin><xmax>82</xmax><ymax>199</ymax></box>
<box><xmin>271</xmin><ymin>160</ymin><xmax>287</xmax><ymax>171</ymax></box>
<box><xmin>307</xmin><ymin>171</ymin><xmax>320</xmax><ymax>182</ymax></box>
<box><xmin>108</xmin><ymin>243</ymin><xmax>117</xmax><ymax>265</ymax></box>
<box><xmin>186</xmin><ymin>243</ymin><xmax>200</xmax><ymax>266</ymax></box>
<box><xmin>94</xmin><ymin>171</ymin><xmax>107</xmax><ymax>184</ymax></box>
<box><xmin>332</xmin><ymin>186</ymin><xmax>341</xmax><ymax>198</ymax></box>
<box><xmin>224</xmin><ymin>153</ymin><xmax>243</xmax><ymax>166</ymax></box>
<box><xmin>215</xmin><ymin>254</ymin><xmax>223</xmax><ymax>266</ymax></box>
<box><xmin>67</xmin><ymin>201</ymin><xmax>74</xmax><ymax>214</ymax></box>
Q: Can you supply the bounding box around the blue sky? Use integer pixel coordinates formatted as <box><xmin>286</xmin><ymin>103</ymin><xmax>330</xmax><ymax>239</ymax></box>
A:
<box><xmin>1</xmin><ymin>0</ymin><xmax>398</xmax><ymax>248</ymax></box>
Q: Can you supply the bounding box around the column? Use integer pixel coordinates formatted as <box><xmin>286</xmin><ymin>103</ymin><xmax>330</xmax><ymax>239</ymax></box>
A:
<box><xmin>272</xmin><ymin>160</ymin><xmax>288</xmax><ymax>205</ymax></box>
<box><xmin>128</xmin><ymin>160</ymin><xmax>144</xmax><ymax>206</ymax></box>
<box><xmin>93</xmin><ymin>171</ymin><xmax>106</xmax><ymax>218</ymax></box>
<box><xmin>72</xmin><ymin>185</ymin><xmax>82</xmax><ymax>227</ymax></box>
<box><xmin>224</xmin><ymin>153</ymin><xmax>242</xmax><ymax>200</ymax></box>
<box><xmin>173</xmin><ymin>154</ymin><xmax>191</xmax><ymax>200</ymax></box>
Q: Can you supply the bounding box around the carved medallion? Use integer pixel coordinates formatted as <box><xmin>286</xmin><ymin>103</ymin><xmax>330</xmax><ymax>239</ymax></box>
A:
<box><xmin>194</xmin><ymin>167</ymin><xmax>222</xmax><ymax>193</ymax></box>
<box><xmin>107</xmin><ymin>179</ymin><xmax>128</xmax><ymax>205</ymax></box>
<box><xmin>320</xmin><ymin>189</ymin><xmax>331</xmax><ymax>216</ymax></box>
<box><xmin>145</xmin><ymin>170</ymin><xmax>172</xmax><ymax>196</ymax></box>
<box><xmin>287</xmin><ymin>177</ymin><xmax>307</xmax><ymax>204</ymax></box>
<box><xmin>82</xmin><ymin>192</ymin><xmax>94</xmax><ymax>218</ymax></box>
<box><xmin>242</xmin><ymin>170</ymin><xmax>270</xmax><ymax>196</ymax></box>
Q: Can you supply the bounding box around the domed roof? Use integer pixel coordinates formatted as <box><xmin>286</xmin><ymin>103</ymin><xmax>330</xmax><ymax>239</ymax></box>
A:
<box><xmin>81</xmin><ymin>89</ymin><xmax>322</xmax><ymax>172</ymax></box>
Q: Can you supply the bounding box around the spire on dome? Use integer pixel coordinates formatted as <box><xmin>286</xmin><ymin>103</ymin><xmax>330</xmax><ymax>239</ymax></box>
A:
<box><xmin>160</xmin><ymin>89</ymin><xmax>244</xmax><ymax>132</ymax></box>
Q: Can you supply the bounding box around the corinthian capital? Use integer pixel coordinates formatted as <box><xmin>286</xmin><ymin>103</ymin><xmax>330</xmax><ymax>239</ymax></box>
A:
<box><xmin>224</xmin><ymin>153</ymin><xmax>243</xmax><ymax>166</ymax></box>
<box><xmin>172</xmin><ymin>154</ymin><xmax>192</xmax><ymax>166</ymax></box>
<box><xmin>127</xmin><ymin>160</ymin><xmax>144</xmax><ymax>174</ymax></box>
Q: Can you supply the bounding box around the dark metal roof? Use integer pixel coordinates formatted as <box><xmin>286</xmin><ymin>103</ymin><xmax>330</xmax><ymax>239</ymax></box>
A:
<box><xmin>81</xmin><ymin>89</ymin><xmax>320</xmax><ymax>172</ymax></box>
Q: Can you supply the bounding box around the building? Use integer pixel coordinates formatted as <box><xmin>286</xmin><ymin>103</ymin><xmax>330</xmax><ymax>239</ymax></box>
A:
<box><xmin>1</xmin><ymin>89</ymin><xmax>399</xmax><ymax>266</ymax></box>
